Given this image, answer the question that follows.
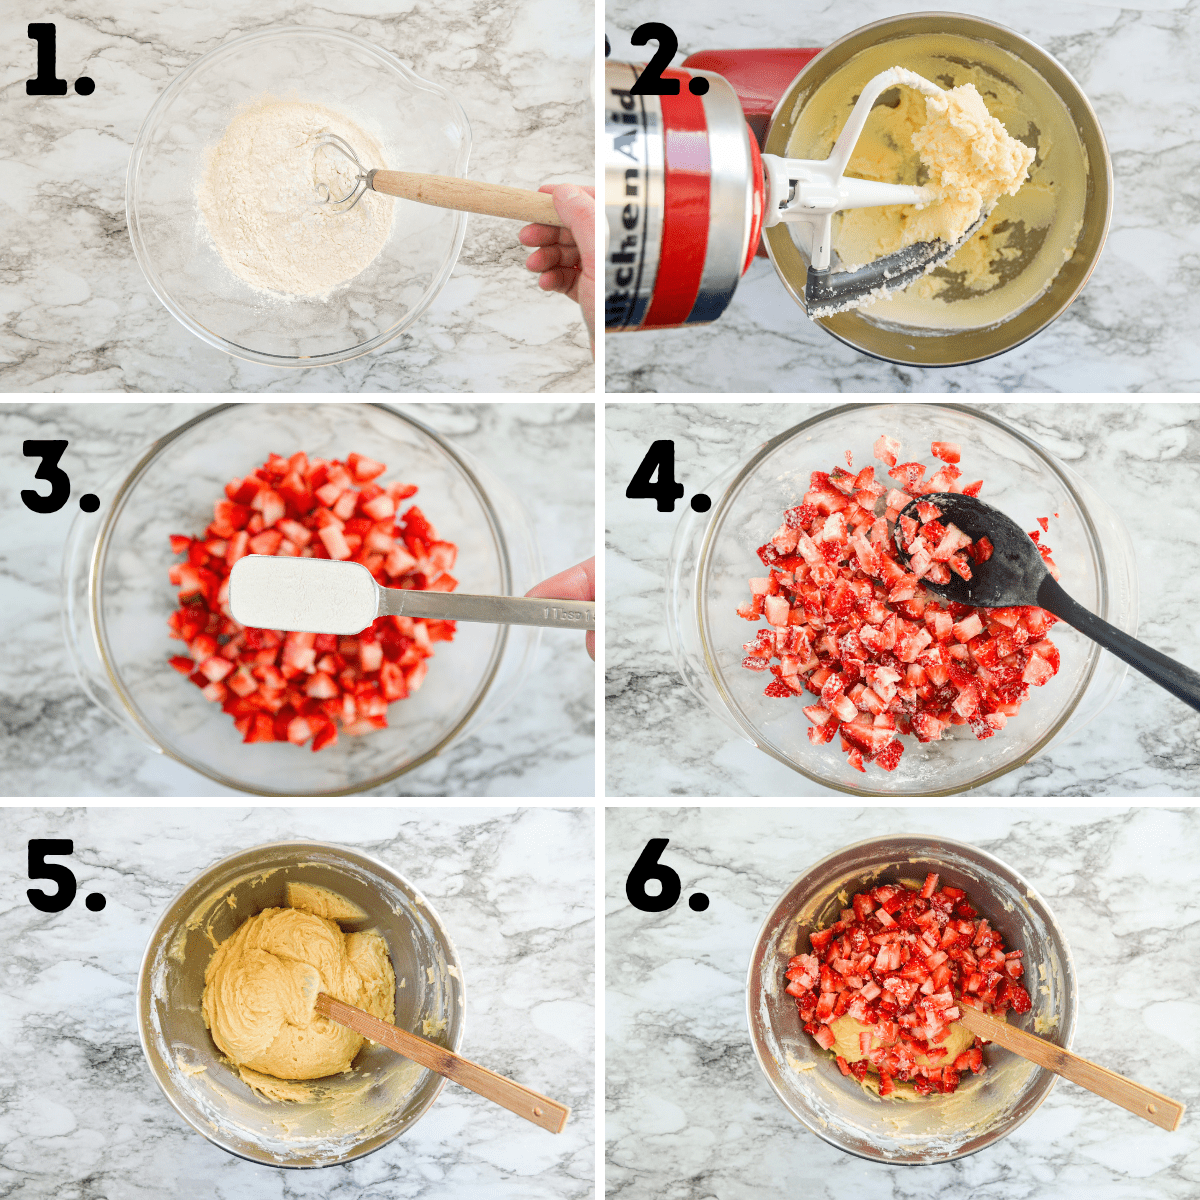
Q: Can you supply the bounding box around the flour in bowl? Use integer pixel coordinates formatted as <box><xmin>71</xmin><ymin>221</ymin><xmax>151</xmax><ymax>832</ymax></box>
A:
<box><xmin>197</xmin><ymin>96</ymin><xmax>392</xmax><ymax>298</ymax></box>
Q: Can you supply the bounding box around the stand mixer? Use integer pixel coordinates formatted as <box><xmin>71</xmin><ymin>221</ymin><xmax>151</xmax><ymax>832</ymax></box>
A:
<box><xmin>604</xmin><ymin>13</ymin><xmax>1111</xmax><ymax>367</ymax></box>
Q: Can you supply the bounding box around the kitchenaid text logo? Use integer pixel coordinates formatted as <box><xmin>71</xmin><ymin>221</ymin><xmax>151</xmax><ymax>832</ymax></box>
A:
<box><xmin>605</xmin><ymin>79</ymin><xmax>655</xmax><ymax>329</ymax></box>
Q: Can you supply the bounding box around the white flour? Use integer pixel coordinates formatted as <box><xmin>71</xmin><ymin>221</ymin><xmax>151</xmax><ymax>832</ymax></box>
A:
<box><xmin>229</xmin><ymin>556</ymin><xmax>378</xmax><ymax>635</ymax></box>
<box><xmin>197</xmin><ymin>96</ymin><xmax>393</xmax><ymax>298</ymax></box>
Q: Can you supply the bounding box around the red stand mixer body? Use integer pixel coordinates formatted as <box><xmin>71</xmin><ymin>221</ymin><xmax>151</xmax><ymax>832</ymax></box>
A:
<box><xmin>604</xmin><ymin>49</ymin><xmax>818</xmax><ymax>332</ymax></box>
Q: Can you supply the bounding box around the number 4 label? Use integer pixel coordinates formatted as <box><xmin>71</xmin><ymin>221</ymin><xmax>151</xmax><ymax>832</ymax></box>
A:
<box><xmin>626</xmin><ymin>440</ymin><xmax>711</xmax><ymax>514</ymax></box>
<box><xmin>626</xmin><ymin>440</ymin><xmax>684</xmax><ymax>512</ymax></box>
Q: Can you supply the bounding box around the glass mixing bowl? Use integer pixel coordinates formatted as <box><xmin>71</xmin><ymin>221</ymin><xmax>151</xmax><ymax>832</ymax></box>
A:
<box><xmin>126</xmin><ymin>28</ymin><xmax>469</xmax><ymax>367</ymax></box>
<box><xmin>667</xmin><ymin>403</ymin><xmax>1138</xmax><ymax>795</ymax></box>
<box><xmin>138</xmin><ymin>840</ymin><xmax>463</xmax><ymax>1167</ymax></box>
<box><xmin>63</xmin><ymin>404</ymin><xmax>542</xmax><ymax>796</ymax></box>
<box><xmin>747</xmin><ymin>834</ymin><xmax>1076</xmax><ymax>1164</ymax></box>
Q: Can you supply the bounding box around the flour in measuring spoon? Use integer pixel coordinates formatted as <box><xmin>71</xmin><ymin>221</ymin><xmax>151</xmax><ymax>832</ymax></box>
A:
<box><xmin>197</xmin><ymin>96</ymin><xmax>393</xmax><ymax>298</ymax></box>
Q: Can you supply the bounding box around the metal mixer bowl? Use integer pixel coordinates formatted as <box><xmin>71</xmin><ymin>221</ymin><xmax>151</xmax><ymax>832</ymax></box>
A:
<box><xmin>747</xmin><ymin>834</ymin><xmax>1077</xmax><ymax>1163</ymax></box>
<box><xmin>762</xmin><ymin>13</ymin><xmax>1111</xmax><ymax>366</ymax></box>
<box><xmin>137</xmin><ymin>840</ymin><xmax>464</xmax><ymax>1167</ymax></box>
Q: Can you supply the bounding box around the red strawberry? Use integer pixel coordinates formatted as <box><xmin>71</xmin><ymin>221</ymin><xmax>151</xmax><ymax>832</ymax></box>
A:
<box><xmin>166</xmin><ymin>452</ymin><xmax>455</xmax><ymax>751</ymax></box>
<box><xmin>740</xmin><ymin>434</ymin><xmax>1061</xmax><ymax>773</ymax></box>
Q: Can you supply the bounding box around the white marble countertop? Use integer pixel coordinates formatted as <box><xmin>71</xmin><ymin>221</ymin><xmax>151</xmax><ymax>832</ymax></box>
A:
<box><xmin>0</xmin><ymin>402</ymin><xmax>594</xmax><ymax>797</ymax></box>
<box><xmin>0</xmin><ymin>805</ymin><xmax>594</xmax><ymax>1199</ymax></box>
<box><xmin>605</xmin><ymin>401</ymin><xmax>1200</xmax><ymax>796</ymax></box>
<box><xmin>606</xmin><ymin>805</ymin><xmax>1200</xmax><ymax>1199</ymax></box>
<box><xmin>0</xmin><ymin>0</ymin><xmax>594</xmax><ymax>393</ymax></box>
<box><xmin>604</xmin><ymin>1</ymin><xmax>1200</xmax><ymax>392</ymax></box>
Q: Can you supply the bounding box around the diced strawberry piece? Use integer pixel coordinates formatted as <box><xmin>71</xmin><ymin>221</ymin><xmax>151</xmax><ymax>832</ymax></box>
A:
<box><xmin>346</xmin><ymin>452</ymin><xmax>387</xmax><ymax>482</ymax></box>
<box><xmin>248</xmin><ymin>528</ymin><xmax>283</xmax><ymax>556</ymax></box>
<box><xmin>304</xmin><ymin>671</ymin><xmax>338</xmax><ymax>699</ymax></box>
<box><xmin>874</xmin><ymin>434</ymin><xmax>901</xmax><ymax>468</ymax></box>
<box><xmin>930</xmin><ymin>523</ymin><xmax>972</xmax><ymax>562</ymax></box>
<box><xmin>333</xmin><ymin>489</ymin><xmax>360</xmax><ymax>521</ymax></box>
<box><xmin>225</xmin><ymin>530</ymin><xmax>250</xmax><ymax>567</ymax></box>
<box><xmin>1022</xmin><ymin>655</ymin><xmax>1055</xmax><ymax>687</ymax></box>
<box><xmin>318</xmin><ymin>523</ymin><xmax>352</xmax><ymax>561</ymax></box>
<box><xmin>251</xmin><ymin>488</ymin><xmax>286</xmax><ymax>528</ymax></box>
<box><xmin>357</xmin><ymin>492</ymin><xmax>396</xmax><ymax>520</ymax></box>
<box><xmin>1029</xmin><ymin>640</ymin><xmax>1060</xmax><ymax>673</ymax></box>
<box><xmin>970</xmin><ymin>535</ymin><xmax>993</xmax><ymax>563</ymax></box>
<box><xmin>889</xmin><ymin>462</ymin><xmax>926</xmax><ymax>492</ymax></box>
<box><xmin>813</xmin><ymin>1025</ymin><xmax>836</xmax><ymax>1050</ymax></box>
<box><xmin>948</xmin><ymin>553</ymin><xmax>972</xmax><ymax>581</ymax></box>
<box><xmin>930</xmin><ymin>441</ymin><xmax>961</xmax><ymax>464</ymax></box>
<box><xmin>199</xmin><ymin>656</ymin><xmax>235</xmax><ymax>683</ymax></box>
<box><xmin>874</xmin><ymin>740</ymin><xmax>904</xmax><ymax>771</ymax></box>
<box><xmin>764</xmin><ymin>594</ymin><xmax>790</xmax><ymax>627</ymax></box>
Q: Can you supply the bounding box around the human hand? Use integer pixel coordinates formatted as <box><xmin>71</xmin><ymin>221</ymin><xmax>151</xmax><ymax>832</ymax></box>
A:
<box><xmin>518</xmin><ymin>184</ymin><xmax>595</xmax><ymax>357</ymax></box>
<box><xmin>525</xmin><ymin>556</ymin><xmax>595</xmax><ymax>660</ymax></box>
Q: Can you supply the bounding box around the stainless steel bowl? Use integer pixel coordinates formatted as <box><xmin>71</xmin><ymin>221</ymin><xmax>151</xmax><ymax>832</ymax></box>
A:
<box><xmin>747</xmin><ymin>834</ymin><xmax>1076</xmax><ymax>1163</ymax></box>
<box><xmin>137</xmin><ymin>840</ymin><xmax>464</xmax><ymax>1167</ymax></box>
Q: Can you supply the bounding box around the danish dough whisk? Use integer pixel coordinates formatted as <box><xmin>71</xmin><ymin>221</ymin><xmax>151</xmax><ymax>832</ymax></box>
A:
<box><xmin>313</xmin><ymin>131</ymin><xmax>565</xmax><ymax>226</ymax></box>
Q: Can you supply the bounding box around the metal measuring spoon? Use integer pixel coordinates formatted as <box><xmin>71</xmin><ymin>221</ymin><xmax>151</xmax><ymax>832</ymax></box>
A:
<box><xmin>893</xmin><ymin>492</ymin><xmax>1200</xmax><ymax>714</ymax></box>
<box><xmin>229</xmin><ymin>555</ymin><xmax>594</xmax><ymax>635</ymax></box>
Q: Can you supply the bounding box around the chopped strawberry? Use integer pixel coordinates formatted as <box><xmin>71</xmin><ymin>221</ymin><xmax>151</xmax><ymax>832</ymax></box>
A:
<box><xmin>738</xmin><ymin>433</ymin><xmax>1060</xmax><ymax>773</ymax></box>
<box><xmin>794</xmin><ymin>877</ymin><xmax>1026</xmax><ymax>1095</ymax></box>
<box><xmin>166</xmin><ymin>452</ymin><xmax>456</xmax><ymax>751</ymax></box>
<box><xmin>346</xmin><ymin>452</ymin><xmax>386</xmax><ymax>482</ymax></box>
<box><xmin>874</xmin><ymin>434</ymin><xmax>901</xmax><ymax>469</ymax></box>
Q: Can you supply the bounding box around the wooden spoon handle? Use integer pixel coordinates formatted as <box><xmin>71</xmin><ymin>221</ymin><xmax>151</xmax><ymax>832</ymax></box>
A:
<box><xmin>315</xmin><ymin>993</ymin><xmax>569</xmax><ymax>1133</ymax></box>
<box><xmin>959</xmin><ymin>1005</ymin><xmax>1185</xmax><ymax>1131</ymax></box>
<box><xmin>369</xmin><ymin>170</ymin><xmax>564</xmax><ymax>225</ymax></box>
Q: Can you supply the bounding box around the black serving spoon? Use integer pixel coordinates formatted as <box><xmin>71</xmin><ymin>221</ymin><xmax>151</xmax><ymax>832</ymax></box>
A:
<box><xmin>893</xmin><ymin>492</ymin><xmax>1200</xmax><ymax>714</ymax></box>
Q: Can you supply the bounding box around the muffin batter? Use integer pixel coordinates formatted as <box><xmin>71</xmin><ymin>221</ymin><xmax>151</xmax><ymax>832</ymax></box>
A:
<box><xmin>834</xmin><ymin>81</ymin><xmax>1034</xmax><ymax>274</ymax></box>
<box><xmin>831</xmin><ymin>1012</ymin><xmax>975</xmax><ymax>1067</ymax></box>
<box><xmin>784</xmin><ymin>32</ymin><xmax>1088</xmax><ymax>329</ymax></box>
<box><xmin>202</xmin><ymin>889</ymin><xmax>394</xmax><ymax>1081</ymax></box>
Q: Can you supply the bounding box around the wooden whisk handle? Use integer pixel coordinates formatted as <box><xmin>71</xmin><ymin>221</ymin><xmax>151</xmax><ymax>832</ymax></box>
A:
<box><xmin>369</xmin><ymin>171</ymin><xmax>564</xmax><ymax>225</ymax></box>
